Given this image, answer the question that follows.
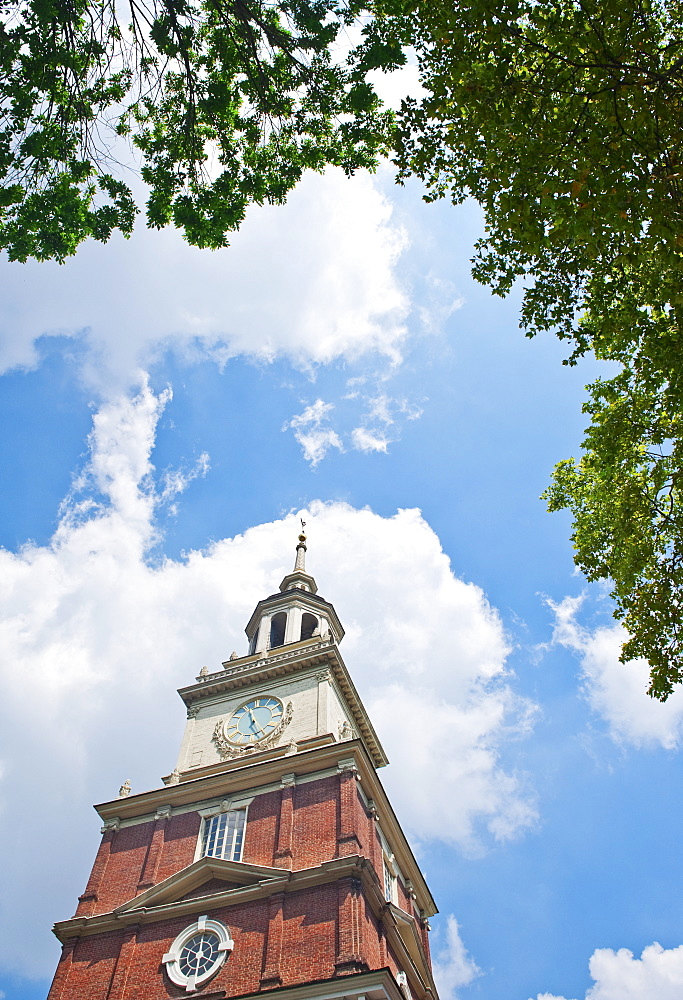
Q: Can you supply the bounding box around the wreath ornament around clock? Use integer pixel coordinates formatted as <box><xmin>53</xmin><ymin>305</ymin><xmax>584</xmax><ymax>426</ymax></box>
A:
<box><xmin>213</xmin><ymin>696</ymin><xmax>293</xmax><ymax>759</ymax></box>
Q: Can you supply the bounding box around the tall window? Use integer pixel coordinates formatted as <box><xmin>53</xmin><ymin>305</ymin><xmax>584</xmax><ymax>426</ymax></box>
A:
<box><xmin>201</xmin><ymin>809</ymin><xmax>247</xmax><ymax>862</ymax></box>
<box><xmin>300</xmin><ymin>612</ymin><xmax>318</xmax><ymax>641</ymax></box>
<box><xmin>269</xmin><ymin>612</ymin><xmax>286</xmax><ymax>648</ymax></box>
<box><xmin>383</xmin><ymin>856</ymin><xmax>397</xmax><ymax>903</ymax></box>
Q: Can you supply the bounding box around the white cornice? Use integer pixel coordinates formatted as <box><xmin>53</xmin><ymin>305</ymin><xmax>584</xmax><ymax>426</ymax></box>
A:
<box><xmin>98</xmin><ymin>765</ymin><xmax>343</xmax><ymax>832</ymax></box>
<box><xmin>221</xmin><ymin>968</ymin><xmax>410</xmax><ymax>1000</ymax></box>
<box><xmin>179</xmin><ymin>642</ymin><xmax>388</xmax><ymax>769</ymax></box>
<box><xmin>228</xmin><ymin>968</ymin><xmax>407</xmax><ymax>1000</ymax></box>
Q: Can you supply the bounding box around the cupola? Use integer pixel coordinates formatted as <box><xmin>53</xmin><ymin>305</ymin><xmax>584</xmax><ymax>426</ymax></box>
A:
<box><xmin>245</xmin><ymin>531</ymin><xmax>344</xmax><ymax>655</ymax></box>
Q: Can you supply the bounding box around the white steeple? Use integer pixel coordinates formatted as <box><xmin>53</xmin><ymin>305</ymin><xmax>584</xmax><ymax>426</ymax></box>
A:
<box><xmin>245</xmin><ymin>527</ymin><xmax>344</xmax><ymax>655</ymax></box>
<box><xmin>278</xmin><ymin>527</ymin><xmax>318</xmax><ymax>594</ymax></box>
<box><xmin>172</xmin><ymin>525</ymin><xmax>387</xmax><ymax>778</ymax></box>
<box><xmin>295</xmin><ymin>532</ymin><xmax>306</xmax><ymax>570</ymax></box>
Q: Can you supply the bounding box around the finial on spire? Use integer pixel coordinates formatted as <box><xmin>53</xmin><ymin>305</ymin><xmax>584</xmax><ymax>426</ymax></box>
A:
<box><xmin>276</xmin><ymin>518</ymin><xmax>317</xmax><ymax>593</ymax></box>
<box><xmin>295</xmin><ymin>519</ymin><xmax>307</xmax><ymax>573</ymax></box>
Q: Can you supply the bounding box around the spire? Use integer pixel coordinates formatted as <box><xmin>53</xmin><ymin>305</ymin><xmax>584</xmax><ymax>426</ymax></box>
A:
<box><xmin>279</xmin><ymin>520</ymin><xmax>316</xmax><ymax>594</ymax></box>
<box><xmin>294</xmin><ymin>521</ymin><xmax>307</xmax><ymax>573</ymax></box>
<box><xmin>244</xmin><ymin>520</ymin><xmax>345</xmax><ymax>654</ymax></box>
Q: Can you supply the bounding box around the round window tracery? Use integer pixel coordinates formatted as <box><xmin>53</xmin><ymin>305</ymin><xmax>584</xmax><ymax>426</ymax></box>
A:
<box><xmin>163</xmin><ymin>916</ymin><xmax>233</xmax><ymax>992</ymax></box>
<box><xmin>179</xmin><ymin>931</ymin><xmax>220</xmax><ymax>978</ymax></box>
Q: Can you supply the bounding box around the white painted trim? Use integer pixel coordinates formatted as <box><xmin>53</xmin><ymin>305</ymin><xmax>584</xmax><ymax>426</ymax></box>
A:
<box><xmin>162</xmin><ymin>915</ymin><xmax>233</xmax><ymax>992</ymax></box>
<box><xmin>194</xmin><ymin>804</ymin><xmax>250</xmax><ymax>863</ymax></box>
<box><xmin>110</xmin><ymin>767</ymin><xmax>339</xmax><ymax>831</ymax></box>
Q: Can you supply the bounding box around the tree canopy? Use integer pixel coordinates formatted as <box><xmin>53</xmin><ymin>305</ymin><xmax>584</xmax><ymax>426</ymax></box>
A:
<box><xmin>6</xmin><ymin>0</ymin><xmax>683</xmax><ymax>698</ymax></box>
<box><xmin>370</xmin><ymin>0</ymin><xmax>683</xmax><ymax>698</ymax></box>
<box><xmin>0</xmin><ymin>0</ymin><xmax>402</xmax><ymax>261</ymax></box>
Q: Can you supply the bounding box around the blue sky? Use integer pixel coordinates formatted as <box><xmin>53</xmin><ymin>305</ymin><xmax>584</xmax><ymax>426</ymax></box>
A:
<box><xmin>1</xmin><ymin>163</ymin><xmax>683</xmax><ymax>1000</ymax></box>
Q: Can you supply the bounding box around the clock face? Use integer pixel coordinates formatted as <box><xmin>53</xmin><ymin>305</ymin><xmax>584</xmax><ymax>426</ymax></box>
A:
<box><xmin>225</xmin><ymin>696</ymin><xmax>284</xmax><ymax>745</ymax></box>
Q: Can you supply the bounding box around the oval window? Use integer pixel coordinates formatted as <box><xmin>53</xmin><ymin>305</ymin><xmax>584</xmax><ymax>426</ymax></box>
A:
<box><xmin>163</xmin><ymin>916</ymin><xmax>233</xmax><ymax>992</ymax></box>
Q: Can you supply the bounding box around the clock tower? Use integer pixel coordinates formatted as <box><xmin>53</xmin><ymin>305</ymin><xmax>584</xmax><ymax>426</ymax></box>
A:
<box><xmin>47</xmin><ymin>532</ymin><xmax>439</xmax><ymax>1000</ymax></box>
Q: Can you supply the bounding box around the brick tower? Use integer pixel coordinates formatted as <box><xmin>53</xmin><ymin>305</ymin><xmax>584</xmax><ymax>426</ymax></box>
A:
<box><xmin>47</xmin><ymin>531</ymin><xmax>439</xmax><ymax>1000</ymax></box>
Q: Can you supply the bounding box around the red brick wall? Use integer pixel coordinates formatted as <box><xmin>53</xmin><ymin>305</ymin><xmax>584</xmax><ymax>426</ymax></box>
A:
<box><xmin>75</xmin><ymin>775</ymin><xmax>418</xmax><ymax>919</ymax></box>
<box><xmin>48</xmin><ymin>930</ymin><xmax>121</xmax><ymax>1000</ymax></box>
<box><xmin>79</xmin><ymin>812</ymin><xmax>203</xmax><ymax>916</ymax></box>
<box><xmin>126</xmin><ymin>896</ymin><xmax>271</xmax><ymax>999</ymax></box>
<box><xmin>368</xmin><ymin>821</ymin><xmax>385</xmax><ymax>893</ymax></box>
<box><xmin>291</xmin><ymin>776</ymin><xmax>339</xmax><ymax>868</ymax></box>
<box><xmin>77</xmin><ymin>773</ymin><xmax>374</xmax><ymax>918</ymax></box>
<box><xmin>90</xmin><ymin>821</ymin><xmax>155</xmax><ymax>914</ymax></box>
<box><xmin>243</xmin><ymin>788</ymin><xmax>280</xmax><ymax>866</ymax></box>
<box><xmin>270</xmin><ymin>884</ymin><xmax>338</xmax><ymax>986</ymax></box>
<box><xmin>50</xmin><ymin>879</ymin><xmax>379</xmax><ymax>1000</ymax></box>
<box><xmin>154</xmin><ymin>811</ymin><xmax>202</xmax><ymax>884</ymax></box>
<box><xmin>61</xmin><ymin>770</ymin><xmax>431</xmax><ymax>999</ymax></box>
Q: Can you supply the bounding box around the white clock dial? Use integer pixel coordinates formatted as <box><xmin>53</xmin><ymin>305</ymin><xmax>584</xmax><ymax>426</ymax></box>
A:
<box><xmin>225</xmin><ymin>696</ymin><xmax>284</xmax><ymax>745</ymax></box>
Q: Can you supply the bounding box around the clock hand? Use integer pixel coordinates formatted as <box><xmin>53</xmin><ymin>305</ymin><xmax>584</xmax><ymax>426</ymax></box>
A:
<box><xmin>247</xmin><ymin>708</ymin><xmax>262</xmax><ymax>733</ymax></box>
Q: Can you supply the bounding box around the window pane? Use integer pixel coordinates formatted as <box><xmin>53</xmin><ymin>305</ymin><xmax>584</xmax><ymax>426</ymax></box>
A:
<box><xmin>179</xmin><ymin>932</ymin><xmax>220</xmax><ymax>977</ymax></box>
<box><xmin>270</xmin><ymin>613</ymin><xmax>286</xmax><ymax>648</ymax></box>
<box><xmin>384</xmin><ymin>859</ymin><xmax>395</xmax><ymax>902</ymax></box>
<box><xmin>202</xmin><ymin>809</ymin><xmax>246</xmax><ymax>860</ymax></box>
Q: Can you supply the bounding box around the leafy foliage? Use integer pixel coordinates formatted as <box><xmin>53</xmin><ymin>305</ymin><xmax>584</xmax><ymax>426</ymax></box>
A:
<box><xmin>7</xmin><ymin>0</ymin><xmax>683</xmax><ymax>698</ymax></box>
<box><xmin>0</xmin><ymin>0</ymin><xmax>401</xmax><ymax>261</ymax></box>
<box><xmin>370</xmin><ymin>0</ymin><xmax>683</xmax><ymax>696</ymax></box>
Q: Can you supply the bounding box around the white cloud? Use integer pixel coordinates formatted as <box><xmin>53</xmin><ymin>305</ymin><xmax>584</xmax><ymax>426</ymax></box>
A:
<box><xmin>417</xmin><ymin>275</ymin><xmax>465</xmax><ymax>335</ymax></box>
<box><xmin>365</xmin><ymin>394</ymin><xmax>395</xmax><ymax>425</ymax></box>
<box><xmin>0</xmin><ymin>384</ymin><xmax>536</xmax><ymax>979</ymax></box>
<box><xmin>534</xmin><ymin>942</ymin><xmax>683</xmax><ymax>1000</ymax></box>
<box><xmin>159</xmin><ymin>451</ymin><xmax>211</xmax><ymax>513</ymax></box>
<box><xmin>432</xmin><ymin>916</ymin><xmax>481</xmax><ymax>1000</ymax></box>
<box><xmin>286</xmin><ymin>399</ymin><xmax>335</xmax><ymax>432</ymax></box>
<box><xmin>1</xmin><ymin>166</ymin><xmax>436</xmax><ymax>476</ymax></box>
<box><xmin>284</xmin><ymin>399</ymin><xmax>344</xmax><ymax>465</ymax></box>
<box><xmin>295</xmin><ymin>428</ymin><xmax>344</xmax><ymax>466</ymax></box>
<box><xmin>0</xmin><ymin>168</ymin><xmax>408</xmax><ymax>391</ymax></box>
<box><xmin>349</xmin><ymin>393</ymin><xmax>396</xmax><ymax>453</ymax></box>
<box><xmin>548</xmin><ymin>596</ymin><xmax>683</xmax><ymax>749</ymax></box>
<box><xmin>285</xmin><ymin>391</ymin><xmax>425</xmax><ymax>463</ymax></box>
<box><xmin>351</xmin><ymin>426</ymin><xmax>390</xmax><ymax>453</ymax></box>
<box><xmin>348</xmin><ymin>392</ymin><xmax>424</xmax><ymax>455</ymax></box>
<box><xmin>369</xmin><ymin>59</ymin><xmax>427</xmax><ymax>110</ymax></box>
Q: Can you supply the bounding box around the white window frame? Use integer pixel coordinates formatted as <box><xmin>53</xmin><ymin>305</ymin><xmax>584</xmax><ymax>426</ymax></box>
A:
<box><xmin>396</xmin><ymin>971</ymin><xmax>411</xmax><ymax>1000</ymax></box>
<box><xmin>377</xmin><ymin>826</ymin><xmax>401</xmax><ymax>904</ymax></box>
<box><xmin>195</xmin><ymin>796</ymin><xmax>253</xmax><ymax>863</ymax></box>
<box><xmin>383</xmin><ymin>854</ymin><xmax>397</xmax><ymax>904</ymax></box>
<box><xmin>162</xmin><ymin>915</ymin><xmax>233</xmax><ymax>993</ymax></box>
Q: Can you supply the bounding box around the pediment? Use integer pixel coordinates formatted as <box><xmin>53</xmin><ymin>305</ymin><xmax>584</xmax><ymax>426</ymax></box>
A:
<box><xmin>114</xmin><ymin>857</ymin><xmax>286</xmax><ymax>914</ymax></box>
<box><xmin>178</xmin><ymin>876</ymin><xmax>241</xmax><ymax>900</ymax></box>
